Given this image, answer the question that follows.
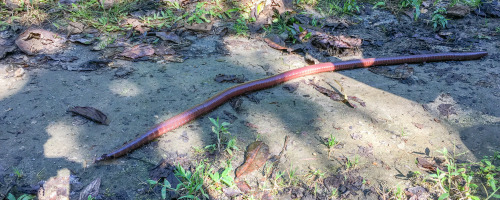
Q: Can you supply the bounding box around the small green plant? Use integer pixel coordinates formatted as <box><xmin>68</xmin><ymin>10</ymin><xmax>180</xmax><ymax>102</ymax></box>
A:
<box><xmin>174</xmin><ymin>162</ymin><xmax>209</xmax><ymax>199</ymax></box>
<box><xmin>400</xmin><ymin>0</ymin><xmax>423</xmax><ymax>21</ymax></box>
<box><xmin>147</xmin><ymin>162</ymin><xmax>209</xmax><ymax>199</ymax></box>
<box><xmin>477</xmin><ymin>153</ymin><xmax>500</xmax><ymax>199</ymax></box>
<box><xmin>496</xmin><ymin>27</ymin><xmax>500</xmax><ymax>33</ymax></box>
<box><xmin>13</xmin><ymin>167</ymin><xmax>23</xmax><ymax>179</ymax></box>
<box><xmin>393</xmin><ymin>184</ymin><xmax>406</xmax><ymax>200</ymax></box>
<box><xmin>325</xmin><ymin>134</ymin><xmax>339</xmax><ymax>157</ymax></box>
<box><xmin>233</xmin><ymin>17</ymin><xmax>249</xmax><ymax>36</ymax></box>
<box><xmin>186</xmin><ymin>2</ymin><xmax>211</xmax><ymax>24</ymax></box>
<box><xmin>327</xmin><ymin>134</ymin><xmax>339</xmax><ymax>148</ymax></box>
<box><xmin>431</xmin><ymin>7</ymin><xmax>448</xmax><ymax>30</ymax></box>
<box><xmin>208</xmin><ymin>161</ymin><xmax>235</xmax><ymax>190</ymax></box>
<box><xmin>225</xmin><ymin>138</ymin><xmax>239</xmax><ymax>155</ymax></box>
<box><xmin>6</xmin><ymin>193</ymin><xmax>35</xmax><ymax>200</ymax></box>
<box><xmin>147</xmin><ymin>178</ymin><xmax>174</xmax><ymax>199</ymax></box>
<box><xmin>428</xmin><ymin>148</ymin><xmax>480</xmax><ymax>200</ymax></box>
<box><xmin>341</xmin><ymin>0</ymin><xmax>360</xmax><ymax>14</ymax></box>
<box><xmin>209</xmin><ymin>117</ymin><xmax>229</xmax><ymax>152</ymax></box>
<box><xmin>287</xmin><ymin>164</ymin><xmax>300</xmax><ymax>186</ymax></box>
<box><xmin>305</xmin><ymin>169</ymin><xmax>326</xmax><ymax>195</ymax></box>
<box><xmin>204</xmin><ymin>144</ymin><xmax>216</xmax><ymax>153</ymax></box>
<box><xmin>372</xmin><ymin>1</ymin><xmax>386</xmax><ymax>9</ymax></box>
<box><xmin>330</xmin><ymin>188</ymin><xmax>338</xmax><ymax>199</ymax></box>
<box><xmin>87</xmin><ymin>195</ymin><xmax>95</xmax><ymax>200</ymax></box>
<box><xmin>209</xmin><ymin>117</ymin><xmax>237</xmax><ymax>155</ymax></box>
<box><xmin>345</xmin><ymin>155</ymin><xmax>360</xmax><ymax>169</ymax></box>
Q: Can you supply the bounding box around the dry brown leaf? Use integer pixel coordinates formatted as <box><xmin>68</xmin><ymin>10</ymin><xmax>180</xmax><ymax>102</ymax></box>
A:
<box><xmin>118</xmin><ymin>44</ymin><xmax>154</xmax><ymax>59</ymax></box>
<box><xmin>235</xmin><ymin>141</ymin><xmax>270</xmax><ymax>178</ymax></box>
<box><xmin>68</xmin><ymin>106</ymin><xmax>110</xmax><ymax>125</ymax></box>
<box><xmin>78</xmin><ymin>178</ymin><xmax>101</xmax><ymax>200</ymax></box>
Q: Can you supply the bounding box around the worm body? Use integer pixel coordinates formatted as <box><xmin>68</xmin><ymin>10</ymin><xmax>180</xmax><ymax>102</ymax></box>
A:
<box><xmin>96</xmin><ymin>51</ymin><xmax>487</xmax><ymax>162</ymax></box>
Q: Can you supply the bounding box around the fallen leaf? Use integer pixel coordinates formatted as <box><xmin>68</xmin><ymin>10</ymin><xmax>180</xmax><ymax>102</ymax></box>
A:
<box><xmin>68</xmin><ymin>106</ymin><xmax>110</xmax><ymax>125</ymax></box>
<box><xmin>155</xmin><ymin>32</ymin><xmax>181</xmax><ymax>44</ymax></box>
<box><xmin>416</xmin><ymin>157</ymin><xmax>436</xmax><ymax>171</ymax></box>
<box><xmin>78</xmin><ymin>178</ymin><xmax>100</xmax><ymax>200</ymax></box>
<box><xmin>264</xmin><ymin>38</ymin><xmax>292</xmax><ymax>52</ymax></box>
<box><xmin>118</xmin><ymin>44</ymin><xmax>154</xmax><ymax>60</ymax></box>
<box><xmin>235</xmin><ymin>141</ymin><xmax>270</xmax><ymax>178</ymax></box>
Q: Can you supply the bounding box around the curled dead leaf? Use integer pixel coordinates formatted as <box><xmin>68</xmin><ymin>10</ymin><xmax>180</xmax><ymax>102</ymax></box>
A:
<box><xmin>68</xmin><ymin>106</ymin><xmax>110</xmax><ymax>125</ymax></box>
<box><xmin>235</xmin><ymin>141</ymin><xmax>270</xmax><ymax>178</ymax></box>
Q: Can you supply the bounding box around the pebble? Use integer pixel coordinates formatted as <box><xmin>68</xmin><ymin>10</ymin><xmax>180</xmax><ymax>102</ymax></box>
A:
<box><xmin>312</xmin><ymin>152</ymin><xmax>317</xmax><ymax>156</ymax></box>
<box><xmin>14</xmin><ymin>67</ymin><xmax>25</xmax><ymax>77</ymax></box>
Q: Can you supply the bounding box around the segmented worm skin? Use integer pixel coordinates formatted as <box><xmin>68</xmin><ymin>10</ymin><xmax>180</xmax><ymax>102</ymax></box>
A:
<box><xmin>96</xmin><ymin>51</ymin><xmax>488</xmax><ymax>162</ymax></box>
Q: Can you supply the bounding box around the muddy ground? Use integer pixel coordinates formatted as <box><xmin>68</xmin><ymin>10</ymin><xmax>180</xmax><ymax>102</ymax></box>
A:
<box><xmin>0</xmin><ymin>2</ymin><xmax>499</xmax><ymax>200</ymax></box>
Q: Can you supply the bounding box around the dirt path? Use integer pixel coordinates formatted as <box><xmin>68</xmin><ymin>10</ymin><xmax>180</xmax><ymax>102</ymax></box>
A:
<box><xmin>0</xmin><ymin>5</ymin><xmax>499</xmax><ymax>200</ymax></box>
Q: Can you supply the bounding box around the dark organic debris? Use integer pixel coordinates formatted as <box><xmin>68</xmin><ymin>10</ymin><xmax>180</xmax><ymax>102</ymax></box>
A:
<box><xmin>264</xmin><ymin>38</ymin><xmax>293</xmax><ymax>52</ymax></box>
<box><xmin>155</xmin><ymin>32</ymin><xmax>181</xmax><ymax>44</ymax></box>
<box><xmin>118</xmin><ymin>44</ymin><xmax>155</xmax><ymax>60</ymax></box>
<box><xmin>475</xmin><ymin>1</ymin><xmax>500</xmax><ymax>17</ymax></box>
<box><xmin>68</xmin><ymin>106</ymin><xmax>110</xmax><ymax>125</ymax></box>
<box><xmin>0</xmin><ymin>46</ymin><xmax>16</xmax><ymax>59</ymax></box>
<box><xmin>310</xmin><ymin>82</ymin><xmax>365</xmax><ymax>108</ymax></box>
<box><xmin>149</xmin><ymin>160</ymin><xmax>181</xmax><ymax>199</ymax></box>
<box><xmin>214</xmin><ymin>74</ymin><xmax>246</xmax><ymax>83</ymax></box>
<box><xmin>357</xmin><ymin>145</ymin><xmax>373</xmax><ymax>158</ymax></box>
<box><xmin>282</xmin><ymin>82</ymin><xmax>299</xmax><ymax>93</ymax></box>
<box><xmin>155</xmin><ymin>45</ymin><xmax>176</xmax><ymax>56</ymax></box>
<box><xmin>180</xmin><ymin>131</ymin><xmax>189</xmax><ymax>143</ymax></box>
<box><xmin>347</xmin><ymin>96</ymin><xmax>366</xmax><ymax>107</ymax></box>
<box><xmin>312</xmin><ymin>33</ymin><xmax>361</xmax><ymax>50</ymax></box>
<box><xmin>368</xmin><ymin>64</ymin><xmax>414</xmax><ymax>79</ymax></box>
<box><xmin>229</xmin><ymin>98</ymin><xmax>243</xmax><ymax>112</ymax></box>
<box><xmin>223</xmin><ymin>110</ymin><xmax>238</xmax><ymax>123</ymax></box>
<box><xmin>323</xmin><ymin>172</ymin><xmax>365</xmax><ymax>198</ymax></box>
<box><xmin>244</xmin><ymin>93</ymin><xmax>261</xmax><ymax>103</ymax></box>
<box><xmin>68</xmin><ymin>59</ymin><xmax>111</xmax><ymax>71</ymax></box>
<box><xmin>78</xmin><ymin>178</ymin><xmax>100</xmax><ymax>200</ymax></box>
<box><xmin>68</xmin><ymin>34</ymin><xmax>96</xmax><ymax>45</ymax></box>
<box><xmin>405</xmin><ymin>186</ymin><xmax>430</xmax><ymax>200</ymax></box>
<box><xmin>15</xmin><ymin>28</ymin><xmax>67</xmax><ymax>55</ymax></box>
<box><xmin>235</xmin><ymin>180</ymin><xmax>251</xmax><ymax>193</ymax></box>
<box><xmin>47</xmin><ymin>55</ymin><xmax>79</xmax><ymax>62</ymax></box>
<box><xmin>114</xmin><ymin>66</ymin><xmax>134</xmax><ymax>78</ymax></box>
<box><xmin>235</xmin><ymin>141</ymin><xmax>270</xmax><ymax>178</ymax></box>
<box><xmin>437</xmin><ymin>104</ymin><xmax>457</xmax><ymax>117</ymax></box>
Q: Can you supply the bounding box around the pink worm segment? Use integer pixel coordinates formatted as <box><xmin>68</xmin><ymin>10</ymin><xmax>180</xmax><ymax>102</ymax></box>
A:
<box><xmin>96</xmin><ymin>52</ymin><xmax>488</xmax><ymax>162</ymax></box>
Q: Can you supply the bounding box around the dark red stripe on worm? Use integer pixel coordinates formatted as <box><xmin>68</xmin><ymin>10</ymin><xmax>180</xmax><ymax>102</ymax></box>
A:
<box><xmin>95</xmin><ymin>51</ymin><xmax>487</xmax><ymax>162</ymax></box>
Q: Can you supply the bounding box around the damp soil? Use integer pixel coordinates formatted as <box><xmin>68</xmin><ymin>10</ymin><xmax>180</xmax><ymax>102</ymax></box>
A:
<box><xmin>0</xmin><ymin>4</ymin><xmax>499</xmax><ymax>200</ymax></box>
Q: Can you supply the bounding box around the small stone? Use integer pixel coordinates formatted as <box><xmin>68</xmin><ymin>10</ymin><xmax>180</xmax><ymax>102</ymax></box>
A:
<box><xmin>446</xmin><ymin>5</ymin><xmax>470</xmax><ymax>18</ymax></box>
<box><xmin>14</xmin><ymin>68</ymin><xmax>25</xmax><ymax>77</ymax></box>
<box><xmin>312</xmin><ymin>152</ymin><xmax>317</xmax><ymax>156</ymax></box>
